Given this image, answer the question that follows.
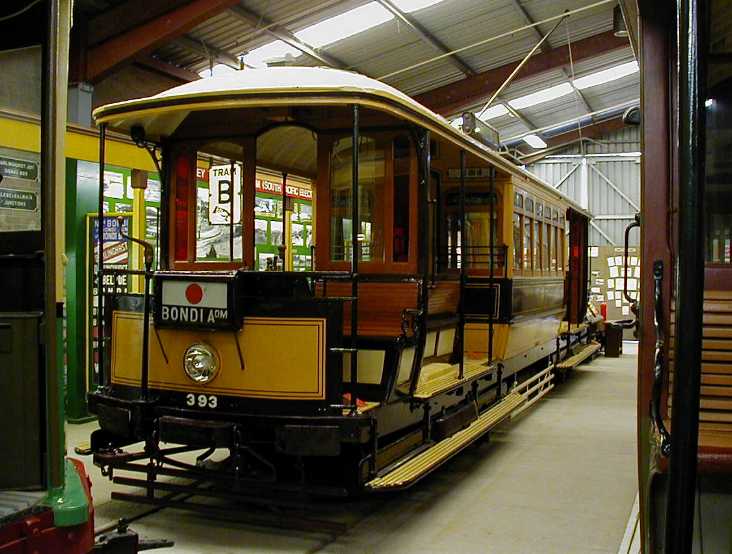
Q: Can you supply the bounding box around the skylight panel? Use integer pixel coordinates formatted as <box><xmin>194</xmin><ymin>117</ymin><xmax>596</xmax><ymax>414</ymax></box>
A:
<box><xmin>523</xmin><ymin>134</ymin><xmax>547</xmax><ymax>149</ymax></box>
<box><xmin>477</xmin><ymin>104</ymin><xmax>509</xmax><ymax>121</ymax></box>
<box><xmin>392</xmin><ymin>0</ymin><xmax>444</xmax><ymax>12</ymax></box>
<box><xmin>508</xmin><ymin>83</ymin><xmax>574</xmax><ymax>110</ymax></box>
<box><xmin>450</xmin><ymin>116</ymin><xmax>463</xmax><ymax>128</ymax></box>
<box><xmin>572</xmin><ymin>61</ymin><xmax>639</xmax><ymax>90</ymax></box>
<box><xmin>294</xmin><ymin>2</ymin><xmax>394</xmax><ymax>48</ymax></box>
<box><xmin>241</xmin><ymin>40</ymin><xmax>301</xmax><ymax>68</ymax></box>
<box><xmin>198</xmin><ymin>64</ymin><xmax>236</xmax><ymax>78</ymax></box>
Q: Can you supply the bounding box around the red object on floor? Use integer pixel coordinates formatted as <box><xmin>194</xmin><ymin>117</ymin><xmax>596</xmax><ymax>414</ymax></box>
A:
<box><xmin>600</xmin><ymin>302</ymin><xmax>608</xmax><ymax>320</ymax></box>
<box><xmin>0</xmin><ymin>459</ymin><xmax>95</xmax><ymax>554</ymax></box>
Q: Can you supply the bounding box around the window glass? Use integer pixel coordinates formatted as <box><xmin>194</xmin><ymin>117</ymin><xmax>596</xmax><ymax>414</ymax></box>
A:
<box><xmin>393</xmin><ymin>136</ymin><xmax>411</xmax><ymax>262</ymax></box>
<box><xmin>514</xmin><ymin>192</ymin><xmax>523</xmax><ymax>209</ymax></box>
<box><xmin>330</xmin><ymin>136</ymin><xmax>385</xmax><ymax>262</ymax></box>
<box><xmin>513</xmin><ymin>213</ymin><xmax>522</xmax><ymax>271</ymax></box>
<box><xmin>550</xmin><ymin>225</ymin><xmax>557</xmax><ymax>271</ymax></box>
<box><xmin>533</xmin><ymin>219</ymin><xmax>541</xmax><ymax>271</ymax></box>
<box><xmin>524</xmin><ymin>216</ymin><xmax>533</xmax><ymax>270</ymax></box>
<box><xmin>542</xmin><ymin>223</ymin><xmax>550</xmax><ymax>271</ymax></box>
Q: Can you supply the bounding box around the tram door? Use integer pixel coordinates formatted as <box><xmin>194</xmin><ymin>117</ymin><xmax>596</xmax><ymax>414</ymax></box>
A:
<box><xmin>0</xmin><ymin>45</ymin><xmax>45</xmax><ymax>488</ymax></box>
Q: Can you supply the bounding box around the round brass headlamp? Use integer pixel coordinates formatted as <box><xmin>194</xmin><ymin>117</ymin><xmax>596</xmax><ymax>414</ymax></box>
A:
<box><xmin>183</xmin><ymin>343</ymin><xmax>220</xmax><ymax>384</ymax></box>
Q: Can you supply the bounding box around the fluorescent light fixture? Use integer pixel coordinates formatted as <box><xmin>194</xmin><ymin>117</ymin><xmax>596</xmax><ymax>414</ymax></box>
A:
<box><xmin>198</xmin><ymin>63</ymin><xmax>236</xmax><ymax>78</ymax></box>
<box><xmin>392</xmin><ymin>0</ymin><xmax>444</xmax><ymax>12</ymax></box>
<box><xmin>508</xmin><ymin>83</ymin><xmax>574</xmax><ymax>110</ymax></box>
<box><xmin>572</xmin><ymin>61</ymin><xmax>639</xmax><ymax>90</ymax></box>
<box><xmin>241</xmin><ymin>40</ymin><xmax>301</xmax><ymax>68</ymax></box>
<box><xmin>477</xmin><ymin>104</ymin><xmax>509</xmax><ymax>121</ymax></box>
<box><xmin>523</xmin><ymin>134</ymin><xmax>547</xmax><ymax>149</ymax></box>
<box><xmin>705</xmin><ymin>98</ymin><xmax>715</xmax><ymax>108</ymax></box>
<box><xmin>294</xmin><ymin>2</ymin><xmax>394</xmax><ymax>48</ymax></box>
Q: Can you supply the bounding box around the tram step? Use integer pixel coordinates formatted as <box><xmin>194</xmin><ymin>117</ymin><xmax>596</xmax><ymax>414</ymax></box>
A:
<box><xmin>399</xmin><ymin>360</ymin><xmax>495</xmax><ymax>399</ymax></box>
<box><xmin>366</xmin><ymin>392</ymin><xmax>524</xmax><ymax>491</ymax></box>
<box><xmin>556</xmin><ymin>341</ymin><xmax>601</xmax><ymax>369</ymax></box>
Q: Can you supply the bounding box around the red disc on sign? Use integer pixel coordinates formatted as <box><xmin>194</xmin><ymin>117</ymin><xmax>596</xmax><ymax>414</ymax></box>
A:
<box><xmin>185</xmin><ymin>283</ymin><xmax>204</xmax><ymax>305</ymax></box>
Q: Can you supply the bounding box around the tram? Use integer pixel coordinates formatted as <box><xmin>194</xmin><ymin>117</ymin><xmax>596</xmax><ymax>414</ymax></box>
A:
<box><xmin>87</xmin><ymin>66</ymin><xmax>598</xmax><ymax>501</ymax></box>
<box><xmin>634</xmin><ymin>0</ymin><xmax>732</xmax><ymax>552</ymax></box>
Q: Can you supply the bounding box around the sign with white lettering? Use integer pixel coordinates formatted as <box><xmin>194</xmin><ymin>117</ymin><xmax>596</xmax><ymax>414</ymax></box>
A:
<box><xmin>154</xmin><ymin>274</ymin><xmax>240</xmax><ymax>330</ymax></box>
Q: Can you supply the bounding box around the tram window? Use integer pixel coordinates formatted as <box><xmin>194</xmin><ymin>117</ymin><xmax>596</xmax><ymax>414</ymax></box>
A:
<box><xmin>524</xmin><ymin>216</ymin><xmax>533</xmax><ymax>270</ymax></box>
<box><xmin>393</xmin><ymin>136</ymin><xmax>410</xmax><ymax>263</ymax></box>
<box><xmin>559</xmin><ymin>228</ymin><xmax>566</xmax><ymax>271</ymax></box>
<box><xmin>550</xmin><ymin>225</ymin><xmax>557</xmax><ymax>272</ymax></box>
<box><xmin>542</xmin><ymin>223</ymin><xmax>551</xmax><ymax>271</ymax></box>
<box><xmin>533</xmin><ymin>219</ymin><xmax>541</xmax><ymax>271</ymax></box>
<box><xmin>329</xmin><ymin>136</ymin><xmax>385</xmax><ymax>262</ymax></box>
<box><xmin>173</xmin><ymin>152</ymin><xmax>193</xmax><ymax>261</ymax></box>
<box><xmin>513</xmin><ymin>213</ymin><xmax>522</xmax><ymax>271</ymax></box>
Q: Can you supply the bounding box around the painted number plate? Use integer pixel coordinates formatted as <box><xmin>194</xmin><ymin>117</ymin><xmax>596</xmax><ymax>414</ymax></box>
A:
<box><xmin>186</xmin><ymin>393</ymin><xmax>218</xmax><ymax>409</ymax></box>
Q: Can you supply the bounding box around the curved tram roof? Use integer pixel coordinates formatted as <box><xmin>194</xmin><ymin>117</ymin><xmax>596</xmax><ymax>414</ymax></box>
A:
<box><xmin>93</xmin><ymin>67</ymin><xmax>590</xmax><ymax>217</ymax></box>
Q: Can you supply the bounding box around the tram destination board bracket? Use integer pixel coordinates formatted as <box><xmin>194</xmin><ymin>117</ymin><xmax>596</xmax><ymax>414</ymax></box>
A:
<box><xmin>153</xmin><ymin>271</ymin><xmax>242</xmax><ymax>330</ymax></box>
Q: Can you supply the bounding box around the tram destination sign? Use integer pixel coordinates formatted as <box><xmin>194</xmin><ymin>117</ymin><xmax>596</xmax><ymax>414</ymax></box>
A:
<box><xmin>0</xmin><ymin>156</ymin><xmax>38</xmax><ymax>180</ymax></box>
<box><xmin>154</xmin><ymin>273</ymin><xmax>241</xmax><ymax>330</ymax></box>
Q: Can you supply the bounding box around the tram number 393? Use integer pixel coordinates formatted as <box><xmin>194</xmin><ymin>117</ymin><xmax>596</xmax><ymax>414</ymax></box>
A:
<box><xmin>186</xmin><ymin>393</ymin><xmax>218</xmax><ymax>409</ymax></box>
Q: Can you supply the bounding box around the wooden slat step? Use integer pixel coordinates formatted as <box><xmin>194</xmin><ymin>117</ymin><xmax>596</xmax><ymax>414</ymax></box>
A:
<box><xmin>556</xmin><ymin>342</ymin><xmax>601</xmax><ymax>369</ymax></box>
<box><xmin>400</xmin><ymin>359</ymin><xmax>495</xmax><ymax>400</ymax></box>
<box><xmin>559</xmin><ymin>321</ymin><xmax>588</xmax><ymax>335</ymax></box>
<box><xmin>366</xmin><ymin>392</ymin><xmax>524</xmax><ymax>491</ymax></box>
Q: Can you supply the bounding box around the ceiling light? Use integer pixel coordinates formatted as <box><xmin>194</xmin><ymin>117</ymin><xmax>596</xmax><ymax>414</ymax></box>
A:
<box><xmin>477</xmin><ymin>104</ymin><xmax>509</xmax><ymax>121</ymax></box>
<box><xmin>705</xmin><ymin>98</ymin><xmax>714</xmax><ymax>108</ymax></box>
<box><xmin>573</xmin><ymin>61</ymin><xmax>639</xmax><ymax>90</ymax></box>
<box><xmin>241</xmin><ymin>40</ymin><xmax>301</xmax><ymax>68</ymax></box>
<box><xmin>198</xmin><ymin>64</ymin><xmax>237</xmax><ymax>78</ymax></box>
<box><xmin>523</xmin><ymin>134</ymin><xmax>547</xmax><ymax>149</ymax></box>
<box><xmin>294</xmin><ymin>2</ymin><xmax>394</xmax><ymax>48</ymax></box>
<box><xmin>508</xmin><ymin>83</ymin><xmax>574</xmax><ymax>110</ymax></box>
<box><xmin>392</xmin><ymin>0</ymin><xmax>444</xmax><ymax>12</ymax></box>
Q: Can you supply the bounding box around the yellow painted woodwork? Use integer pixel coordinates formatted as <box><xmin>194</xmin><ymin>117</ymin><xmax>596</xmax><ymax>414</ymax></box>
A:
<box><xmin>463</xmin><ymin>323</ymin><xmax>509</xmax><ymax>360</ymax></box>
<box><xmin>111</xmin><ymin>311</ymin><xmax>326</xmax><ymax>400</ymax></box>
<box><xmin>503</xmin><ymin>314</ymin><xmax>563</xmax><ymax>360</ymax></box>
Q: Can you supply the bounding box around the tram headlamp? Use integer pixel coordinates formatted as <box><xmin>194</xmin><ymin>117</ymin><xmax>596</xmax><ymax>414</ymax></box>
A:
<box><xmin>183</xmin><ymin>343</ymin><xmax>220</xmax><ymax>384</ymax></box>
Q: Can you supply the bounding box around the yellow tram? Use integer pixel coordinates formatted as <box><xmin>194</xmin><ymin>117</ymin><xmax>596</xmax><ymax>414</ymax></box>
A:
<box><xmin>88</xmin><ymin>67</ymin><xmax>596</xmax><ymax>499</ymax></box>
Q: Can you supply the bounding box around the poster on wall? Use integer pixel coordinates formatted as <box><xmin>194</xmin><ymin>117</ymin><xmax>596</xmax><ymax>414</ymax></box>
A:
<box><xmin>0</xmin><ymin>150</ymin><xmax>41</xmax><ymax>232</ymax></box>
<box><xmin>85</xmin><ymin>214</ymin><xmax>132</xmax><ymax>392</ymax></box>
<box><xmin>208</xmin><ymin>164</ymin><xmax>241</xmax><ymax>224</ymax></box>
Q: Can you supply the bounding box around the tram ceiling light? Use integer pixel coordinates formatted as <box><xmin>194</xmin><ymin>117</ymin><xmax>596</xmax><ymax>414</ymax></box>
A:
<box><xmin>392</xmin><ymin>0</ymin><xmax>444</xmax><ymax>12</ymax></box>
<box><xmin>294</xmin><ymin>2</ymin><xmax>394</xmax><ymax>48</ymax></box>
<box><xmin>523</xmin><ymin>134</ymin><xmax>547</xmax><ymax>149</ymax></box>
<box><xmin>508</xmin><ymin>82</ymin><xmax>574</xmax><ymax>110</ymax></box>
<box><xmin>705</xmin><ymin>98</ymin><xmax>715</xmax><ymax>108</ymax></box>
<box><xmin>572</xmin><ymin>61</ymin><xmax>639</xmax><ymax>90</ymax></box>
<box><xmin>183</xmin><ymin>343</ymin><xmax>220</xmax><ymax>384</ymax></box>
<box><xmin>240</xmin><ymin>40</ymin><xmax>302</xmax><ymax>68</ymax></box>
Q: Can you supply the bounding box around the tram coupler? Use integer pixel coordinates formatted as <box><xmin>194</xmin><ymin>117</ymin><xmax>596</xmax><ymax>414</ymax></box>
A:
<box><xmin>94</xmin><ymin>520</ymin><xmax>174</xmax><ymax>553</ymax></box>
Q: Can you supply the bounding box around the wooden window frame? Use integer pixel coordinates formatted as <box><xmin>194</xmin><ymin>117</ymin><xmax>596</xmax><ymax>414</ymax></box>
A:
<box><xmin>315</xmin><ymin>131</ymin><xmax>419</xmax><ymax>274</ymax></box>
<box><xmin>167</xmin><ymin>138</ymin><xmax>256</xmax><ymax>271</ymax></box>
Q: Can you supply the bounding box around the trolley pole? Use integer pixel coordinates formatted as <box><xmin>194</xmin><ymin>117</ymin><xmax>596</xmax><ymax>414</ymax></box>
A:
<box><xmin>97</xmin><ymin>123</ymin><xmax>107</xmax><ymax>389</ymax></box>
<box><xmin>458</xmin><ymin>150</ymin><xmax>466</xmax><ymax>380</ymax></box>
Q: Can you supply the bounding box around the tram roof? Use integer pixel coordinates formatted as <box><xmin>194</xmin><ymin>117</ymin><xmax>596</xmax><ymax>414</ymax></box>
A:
<box><xmin>93</xmin><ymin>66</ymin><xmax>590</xmax><ymax>218</ymax></box>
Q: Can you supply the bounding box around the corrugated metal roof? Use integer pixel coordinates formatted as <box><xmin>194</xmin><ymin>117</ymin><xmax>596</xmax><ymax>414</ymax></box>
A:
<box><xmin>137</xmin><ymin>0</ymin><xmax>639</xmax><ymax>154</ymax></box>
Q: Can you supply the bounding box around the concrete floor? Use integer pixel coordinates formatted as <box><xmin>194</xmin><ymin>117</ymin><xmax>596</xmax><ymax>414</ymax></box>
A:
<box><xmin>67</xmin><ymin>343</ymin><xmax>638</xmax><ymax>554</ymax></box>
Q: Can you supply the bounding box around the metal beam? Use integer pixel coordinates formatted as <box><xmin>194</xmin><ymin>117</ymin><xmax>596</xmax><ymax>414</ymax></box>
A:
<box><xmin>519</xmin><ymin>116</ymin><xmax>628</xmax><ymax>164</ymax></box>
<box><xmin>508</xmin><ymin>0</ymin><xmax>594</xmax><ymax>113</ymax></box>
<box><xmin>414</xmin><ymin>30</ymin><xmax>628</xmax><ymax>117</ymax></box>
<box><xmin>174</xmin><ymin>35</ymin><xmax>241</xmax><ymax>69</ymax></box>
<box><xmin>86</xmin><ymin>0</ymin><xmax>241</xmax><ymax>81</ymax></box>
<box><xmin>87</xmin><ymin>0</ymin><xmax>192</xmax><ymax>46</ymax></box>
<box><xmin>377</xmin><ymin>0</ymin><xmax>475</xmax><ymax>77</ymax></box>
<box><xmin>589</xmin><ymin>162</ymin><xmax>640</xmax><ymax>211</ymax></box>
<box><xmin>135</xmin><ymin>55</ymin><xmax>201</xmax><ymax>82</ymax></box>
<box><xmin>229</xmin><ymin>5</ymin><xmax>349</xmax><ymax>69</ymax></box>
<box><xmin>590</xmin><ymin>221</ymin><xmax>615</xmax><ymax>245</ymax></box>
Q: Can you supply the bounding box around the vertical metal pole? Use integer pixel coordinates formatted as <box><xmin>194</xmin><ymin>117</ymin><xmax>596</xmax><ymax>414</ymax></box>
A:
<box><xmin>488</xmin><ymin>167</ymin><xmax>495</xmax><ymax>364</ymax></box>
<box><xmin>350</xmin><ymin>105</ymin><xmax>359</xmax><ymax>410</ymax></box>
<box><xmin>458</xmin><ymin>150</ymin><xmax>466</xmax><ymax>379</ymax></box>
<box><xmin>42</xmin><ymin>0</ymin><xmax>66</xmax><ymax>490</ymax></box>
<box><xmin>282</xmin><ymin>171</ymin><xmax>288</xmax><ymax>271</ymax></box>
<box><xmin>666</xmin><ymin>0</ymin><xmax>707</xmax><ymax>551</ymax></box>
<box><xmin>229</xmin><ymin>160</ymin><xmax>235</xmax><ymax>262</ymax></box>
<box><xmin>98</xmin><ymin>123</ymin><xmax>107</xmax><ymax>388</ymax></box>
